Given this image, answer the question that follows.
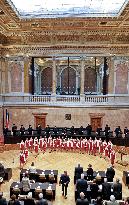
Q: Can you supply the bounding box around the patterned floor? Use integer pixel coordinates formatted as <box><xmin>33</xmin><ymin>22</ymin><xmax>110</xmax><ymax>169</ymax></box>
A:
<box><xmin>0</xmin><ymin>149</ymin><xmax>129</xmax><ymax>205</ymax></box>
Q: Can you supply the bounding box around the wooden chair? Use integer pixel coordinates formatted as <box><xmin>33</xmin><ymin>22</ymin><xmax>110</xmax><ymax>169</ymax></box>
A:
<box><xmin>39</xmin><ymin>174</ymin><xmax>46</xmax><ymax>183</ymax></box>
<box><xmin>35</xmin><ymin>188</ymin><xmax>42</xmax><ymax>199</ymax></box>
<box><xmin>48</xmin><ymin>174</ymin><xmax>55</xmax><ymax>183</ymax></box>
<box><xmin>46</xmin><ymin>188</ymin><xmax>53</xmax><ymax>200</ymax></box>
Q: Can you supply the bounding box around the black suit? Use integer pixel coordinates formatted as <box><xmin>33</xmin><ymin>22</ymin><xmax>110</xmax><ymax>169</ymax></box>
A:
<box><xmin>87</xmin><ymin>168</ymin><xmax>93</xmax><ymax>180</ymax></box>
<box><xmin>90</xmin><ymin>183</ymin><xmax>99</xmax><ymax>199</ymax></box>
<box><xmin>106</xmin><ymin>167</ymin><xmax>115</xmax><ymax>182</ymax></box>
<box><xmin>76</xmin><ymin>179</ymin><xmax>88</xmax><ymax>197</ymax></box>
<box><xmin>76</xmin><ymin>198</ymin><xmax>89</xmax><ymax>205</ymax></box>
<box><xmin>12</xmin><ymin>125</ymin><xmax>17</xmax><ymax>136</ymax></box>
<box><xmin>102</xmin><ymin>182</ymin><xmax>111</xmax><ymax>200</ymax></box>
<box><xmin>75</xmin><ymin>166</ymin><xmax>83</xmax><ymax>180</ymax></box>
<box><xmin>20</xmin><ymin>127</ymin><xmax>25</xmax><ymax>136</ymax></box>
<box><xmin>0</xmin><ymin>197</ymin><xmax>7</xmax><ymax>205</ymax></box>
<box><xmin>36</xmin><ymin>198</ymin><xmax>48</xmax><ymax>205</ymax></box>
<box><xmin>113</xmin><ymin>182</ymin><xmax>122</xmax><ymax>200</ymax></box>
<box><xmin>60</xmin><ymin>174</ymin><xmax>70</xmax><ymax>197</ymax></box>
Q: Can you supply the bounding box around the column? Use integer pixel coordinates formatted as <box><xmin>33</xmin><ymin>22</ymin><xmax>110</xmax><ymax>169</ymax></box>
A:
<box><xmin>52</xmin><ymin>57</ymin><xmax>56</xmax><ymax>95</ymax></box>
<box><xmin>80</xmin><ymin>57</ymin><xmax>85</xmax><ymax>95</ymax></box>
<box><xmin>24</xmin><ymin>57</ymin><xmax>30</xmax><ymax>94</ymax></box>
<box><xmin>108</xmin><ymin>57</ymin><xmax>114</xmax><ymax>94</ymax></box>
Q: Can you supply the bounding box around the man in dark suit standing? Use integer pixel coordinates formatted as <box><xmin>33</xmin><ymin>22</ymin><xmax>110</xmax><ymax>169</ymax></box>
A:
<box><xmin>28</xmin><ymin>125</ymin><xmax>33</xmax><ymax>135</ymax></box>
<box><xmin>113</xmin><ymin>178</ymin><xmax>122</xmax><ymax>200</ymax></box>
<box><xmin>20</xmin><ymin>125</ymin><xmax>25</xmax><ymax>136</ymax></box>
<box><xmin>3</xmin><ymin>126</ymin><xmax>8</xmax><ymax>137</ymax></box>
<box><xmin>75</xmin><ymin>164</ymin><xmax>83</xmax><ymax>181</ymax></box>
<box><xmin>87</xmin><ymin>164</ymin><xmax>93</xmax><ymax>181</ymax></box>
<box><xmin>86</xmin><ymin>124</ymin><xmax>92</xmax><ymax>136</ymax></box>
<box><xmin>106</xmin><ymin>165</ymin><xmax>115</xmax><ymax>182</ymax></box>
<box><xmin>53</xmin><ymin>126</ymin><xmax>58</xmax><ymax>136</ymax></box>
<box><xmin>104</xmin><ymin>124</ymin><xmax>110</xmax><ymax>141</ymax></box>
<box><xmin>36</xmin><ymin>124</ymin><xmax>42</xmax><ymax>136</ymax></box>
<box><xmin>102</xmin><ymin>178</ymin><xmax>111</xmax><ymax>200</ymax></box>
<box><xmin>76</xmin><ymin>192</ymin><xmax>89</xmax><ymax>205</ymax></box>
<box><xmin>59</xmin><ymin>171</ymin><xmax>70</xmax><ymax>199</ymax></box>
<box><xmin>12</xmin><ymin>124</ymin><xmax>17</xmax><ymax>136</ymax></box>
<box><xmin>45</xmin><ymin>125</ymin><xmax>50</xmax><ymax>138</ymax></box>
<box><xmin>114</xmin><ymin>126</ymin><xmax>122</xmax><ymax>137</ymax></box>
<box><xmin>76</xmin><ymin>173</ymin><xmax>88</xmax><ymax>198</ymax></box>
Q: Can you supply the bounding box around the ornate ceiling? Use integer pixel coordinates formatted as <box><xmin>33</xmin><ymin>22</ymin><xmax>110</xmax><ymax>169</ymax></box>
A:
<box><xmin>1</xmin><ymin>0</ymin><xmax>129</xmax><ymax>56</ymax></box>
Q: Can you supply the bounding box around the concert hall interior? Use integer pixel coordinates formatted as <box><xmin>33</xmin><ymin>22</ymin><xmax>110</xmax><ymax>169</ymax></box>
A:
<box><xmin>1</xmin><ymin>0</ymin><xmax>129</xmax><ymax>204</ymax></box>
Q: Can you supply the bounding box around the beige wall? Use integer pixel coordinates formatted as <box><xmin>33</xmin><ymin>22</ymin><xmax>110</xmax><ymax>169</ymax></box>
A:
<box><xmin>3</xmin><ymin>106</ymin><xmax>129</xmax><ymax>133</ymax></box>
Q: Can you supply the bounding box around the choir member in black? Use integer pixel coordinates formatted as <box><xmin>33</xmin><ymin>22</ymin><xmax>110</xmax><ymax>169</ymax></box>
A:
<box><xmin>96</xmin><ymin>126</ymin><xmax>102</xmax><ymax>137</ymax></box>
<box><xmin>45</xmin><ymin>124</ymin><xmax>50</xmax><ymax>137</ymax></box>
<box><xmin>36</xmin><ymin>124</ymin><xmax>42</xmax><ymax>136</ymax></box>
<box><xmin>70</xmin><ymin>126</ymin><xmax>75</xmax><ymax>136</ymax></box>
<box><xmin>20</xmin><ymin>125</ymin><xmax>25</xmax><ymax>136</ymax></box>
<box><xmin>114</xmin><ymin>126</ymin><xmax>122</xmax><ymax>137</ymax></box>
<box><xmin>3</xmin><ymin>126</ymin><xmax>8</xmax><ymax>136</ymax></box>
<box><xmin>86</xmin><ymin>124</ymin><xmax>92</xmax><ymax>136</ymax></box>
<box><xmin>104</xmin><ymin>124</ymin><xmax>110</xmax><ymax>141</ymax></box>
<box><xmin>78</xmin><ymin>126</ymin><xmax>84</xmax><ymax>135</ymax></box>
<box><xmin>124</xmin><ymin>127</ymin><xmax>129</xmax><ymax>137</ymax></box>
<box><xmin>53</xmin><ymin>126</ymin><xmax>58</xmax><ymax>136</ymax></box>
<box><xmin>28</xmin><ymin>125</ymin><xmax>33</xmax><ymax>135</ymax></box>
<box><xmin>59</xmin><ymin>171</ymin><xmax>70</xmax><ymax>199</ymax></box>
<box><xmin>12</xmin><ymin>124</ymin><xmax>17</xmax><ymax>136</ymax></box>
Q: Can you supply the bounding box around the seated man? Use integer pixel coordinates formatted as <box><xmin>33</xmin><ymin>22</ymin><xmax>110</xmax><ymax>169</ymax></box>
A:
<box><xmin>76</xmin><ymin>192</ymin><xmax>89</xmax><ymax>205</ymax></box>
<box><xmin>0</xmin><ymin>192</ymin><xmax>7</xmax><ymax>205</ymax></box>
<box><xmin>36</xmin><ymin>193</ymin><xmax>48</xmax><ymax>205</ymax></box>
<box><xmin>106</xmin><ymin>165</ymin><xmax>115</xmax><ymax>182</ymax></box>
<box><xmin>0</xmin><ymin>163</ymin><xmax>5</xmax><ymax>184</ymax></box>
<box><xmin>113</xmin><ymin>178</ymin><xmax>122</xmax><ymax>200</ymax></box>
<box><xmin>105</xmin><ymin>195</ymin><xmax>119</xmax><ymax>205</ymax></box>
<box><xmin>76</xmin><ymin>173</ymin><xmax>88</xmax><ymax>198</ymax></box>
<box><xmin>22</xmin><ymin>172</ymin><xmax>30</xmax><ymax>194</ymax></box>
<box><xmin>75</xmin><ymin>164</ymin><xmax>83</xmax><ymax>181</ymax></box>
<box><xmin>102</xmin><ymin>178</ymin><xmax>111</xmax><ymax>200</ymax></box>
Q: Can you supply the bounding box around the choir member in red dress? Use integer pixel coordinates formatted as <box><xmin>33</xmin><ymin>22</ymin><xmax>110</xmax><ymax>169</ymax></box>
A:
<box><xmin>25</xmin><ymin>138</ymin><xmax>29</xmax><ymax>149</ymax></box>
<box><xmin>20</xmin><ymin>140</ymin><xmax>25</xmax><ymax>150</ymax></box>
<box><xmin>110</xmin><ymin>150</ymin><xmax>116</xmax><ymax>165</ymax></box>
<box><xmin>20</xmin><ymin>151</ymin><xmax>26</xmax><ymax>169</ymax></box>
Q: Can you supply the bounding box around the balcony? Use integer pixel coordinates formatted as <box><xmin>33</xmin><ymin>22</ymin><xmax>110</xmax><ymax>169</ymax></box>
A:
<box><xmin>1</xmin><ymin>93</ymin><xmax>129</xmax><ymax>107</ymax></box>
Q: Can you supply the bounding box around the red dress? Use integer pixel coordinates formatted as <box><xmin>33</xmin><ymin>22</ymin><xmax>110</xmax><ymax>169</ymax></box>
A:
<box><xmin>34</xmin><ymin>143</ymin><xmax>39</xmax><ymax>153</ymax></box>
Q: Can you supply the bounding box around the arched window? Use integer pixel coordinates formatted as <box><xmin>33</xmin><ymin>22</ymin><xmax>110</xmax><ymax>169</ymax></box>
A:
<box><xmin>41</xmin><ymin>67</ymin><xmax>52</xmax><ymax>94</ymax></box>
<box><xmin>61</xmin><ymin>66</ymin><xmax>76</xmax><ymax>94</ymax></box>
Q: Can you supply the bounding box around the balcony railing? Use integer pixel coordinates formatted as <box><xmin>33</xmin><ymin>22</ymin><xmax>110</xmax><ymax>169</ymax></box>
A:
<box><xmin>1</xmin><ymin>93</ymin><xmax>129</xmax><ymax>107</ymax></box>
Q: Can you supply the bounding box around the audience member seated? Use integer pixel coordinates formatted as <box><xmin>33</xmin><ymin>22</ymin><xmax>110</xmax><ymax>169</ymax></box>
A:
<box><xmin>76</xmin><ymin>173</ymin><xmax>88</xmax><ymax>198</ymax></box>
<box><xmin>124</xmin><ymin>197</ymin><xmax>129</xmax><ymax>205</ymax></box>
<box><xmin>102</xmin><ymin>178</ymin><xmax>111</xmax><ymax>200</ymax></box>
<box><xmin>36</xmin><ymin>193</ymin><xmax>48</xmax><ymax>205</ymax></box>
<box><xmin>75</xmin><ymin>164</ymin><xmax>83</xmax><ymax>181</ymax></box>
<box><xmin>0</xmin><ymin>192</ymin><xmax>7</xmax><ymax>205</ymax></box>
<box><xmin>29</xmin><ymin>162</ymin><xmax>36</xmax><ymax>173</ymax></box>
<box><xmin>94</xmin><ymin>196</ymin><xmax>103</xmax><ymax>205</ymax></box>
<box><xmin>0</xmin><ymin>162</ymin><xmax>5</xmax><ymax>184</ymax></box>
<box><xmin>87</xmin><ymin>164</ymin><xmax>93</xmax><ymax>181</ymax></box>
<box><xmin>106</xmin><ymin>165</ymin><xmax>115</xmax><ymax>182</ymax></box>
<box><xmin>8</xmin><ymin>194</ymin><xmax>21</xmax><ymax>205</ymax></box>
<box><xmin>105</xmin><ymin>195</ymin><xmax>119</xmax><ymax>205</ymax></box>
<box><xmin>76</xmin><ymin>192</ymin><xmax>89</xmax><ymax>205</ymax></box>
<box><xmin>90</xmin><ymin>179</ymin><xmax>99</xmax><ymax>200</ymax></box>
<box><xmin>113</xmin><ymin>178</ymin><xmax>122</xmax><ymax>200</ymax></box>
<box><xmin>24</xmin><ymin>192</ymin><xmax>35</xmax><ymax>205</ymax></box>
<box><xmin>22</xmin><ymin>172</ymin><xmax>30</xmax><ymax>194</ymax></box>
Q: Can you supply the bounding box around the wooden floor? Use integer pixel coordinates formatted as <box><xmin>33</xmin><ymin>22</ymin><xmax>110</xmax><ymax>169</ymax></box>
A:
<box><xmin>0</xmin><ymin>149</ymin><xmax>129</xmax><ymax>205</ymax></box>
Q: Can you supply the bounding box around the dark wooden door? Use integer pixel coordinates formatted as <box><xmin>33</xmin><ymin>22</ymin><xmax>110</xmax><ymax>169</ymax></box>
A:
<box><xmin>35</xmin><ymin>117</ymin><xmax>46</xmax><ymax>128</ymax></box>
<box><xmin>91</xmin><ymin>117</ymin><xmax>101</xmax><ymax>132</ymax></box>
